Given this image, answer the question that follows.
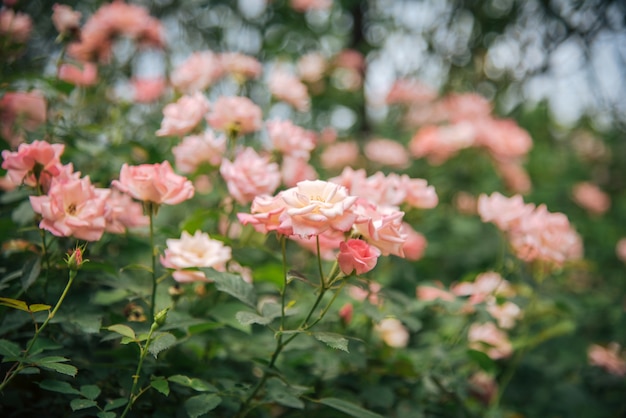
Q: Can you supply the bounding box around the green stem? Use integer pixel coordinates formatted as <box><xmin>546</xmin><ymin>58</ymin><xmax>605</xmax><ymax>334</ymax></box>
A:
<box><xmin>0</xmin><ymin>269</ymin><xmax>76</xmax><ymax>392</ymax></box>
<box><xmin>149</xmin><ymin>204</ymin><xmax>157</xmax><ymax>323</ymax></box>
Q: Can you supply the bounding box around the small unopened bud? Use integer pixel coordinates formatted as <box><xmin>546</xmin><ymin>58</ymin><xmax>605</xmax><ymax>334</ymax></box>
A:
<box><xmin>153</xmin><ymin>307</ymin><xmax>169</xmax><ymax>329</ymax></box>
<box><xmin>65</xmin><ymin>245</ymin><xmax>88</xmax><ymax>271</ymax></box>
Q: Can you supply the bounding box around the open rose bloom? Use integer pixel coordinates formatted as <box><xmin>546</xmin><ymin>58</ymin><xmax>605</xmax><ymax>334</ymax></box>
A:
<box><xmin>112</xmin><ymin>161</ymin><xmax>194</xmax><ymax>205</ymax></box>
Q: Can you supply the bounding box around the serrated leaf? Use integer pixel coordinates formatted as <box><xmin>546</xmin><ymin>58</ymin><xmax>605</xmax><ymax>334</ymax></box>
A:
<box><xmin>21</xmin><ymin>256</ymin><xmax>41</xmax><ymax>291</ymax></box>
<box><xmin>0</xmin><ymin>297</ymin><xmax>29</xmax><ymax>312</ymax></box>
<box><xmin>28</xmin><ymin>303</ymin><xmax>51</xmax><ymax>313</ymax></box>
<box><xmin>235</xmin><ymin>311</ymin><xmax>274</xmax><ymax>326</ymax></box>
<box><xmin>0</xmin><ymin>338</ymin><xmax>22</xmax><ymax>358</ymax></box>
<box><xmin>39</xmin><ymin>361</ymin><xmax>78</xmax><ymax>376</ymax></box>
<box><xmin>106</xmin><ymin>324</ymin><xmax>136</xmax><ymax>340</ymax></box>
<box><xmin>313</xmin><ymin>332</ymin><xmax>349</xmax><ymax>352</ymax></box>
<box><xmin>184</xmin><ymin>393</ymin><xmax>222</xmax><ymax>418</ymax></box>
<box><xmin>318</xmin><ymin>397</ymin><xmax>384</xmax><ymax>418</ymax></box>
<box><xmin>97</xmin><ymin>412</ymin><xmax>116</xmax><ymax>418</ymax></box>
<box><xmin>29</xmin><ymin>338</ymin><xmax>63</xmax><ymax>356</ymax></box>
<box><xmin>103</xmin><ymin>398</ymin><xmax>127</xmax><ymax>411</ymax></box>
<box><xmin>151</xmin><ymin>378</ymin><xmax>170</xmax><ymax>396</ymax></box>
<box><xmin>80</xmin><ymin>384</ymin><xmax>101</xmax><ymax>400</ymax></box>
<box><xmin>70</xmin><ymin>314</ymin><xmax>102</xmax><ymax>334</ymax></box>
<box><xmin>92</xmin><ymin>289</ymin><xmax>130</xmax><ymax>305</ymax></box>
<box><xmin>70</xmin><ymin>398</ymin><xmax>98</xmax><ymax>411</ymax></box>
<box><xmin>147</xmin><ymin>332</ymin><xmax>176</xmax><ymax>358</ymax></box>
<box><xmin>168</xmin><ymin>375</ymin><xmax>217</xmax><ymax>392</ymax></box>
<box><xmin>18</xmin><ymin>366</ymin><xmax>40</xmax><ymax>374</ymax></box>
<box><xmin>266</xmin><ymin>378</ymin><xmax>305</xmax><ymax>409</ymax></box>
<box><xmin>39</xmin><ymin>379</ymin><xmax>81</xmax><ymax>395</ymax></box>
<box><xmin>203</xmin><ymin>269</ymin><xmax>257</xmax><ymax>308</ymax></box>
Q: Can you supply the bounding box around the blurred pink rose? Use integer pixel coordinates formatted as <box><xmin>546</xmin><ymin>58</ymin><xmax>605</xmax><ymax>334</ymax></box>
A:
<box><xmin>409</xmin><ymin>122</ymin><xmax>476</xmax><ymax>165</ymax></box>
<box><xmin>474</xmin><ymin>117</ymin><xmax>533</xmax><ymax>161</ymax></box>
<box><xmin>173</xmin><ymin>130</ymin><xmax>226</xmax><ymax>173</ymax></box>
<box><xmin>297</xmin><ymin>52</ymin><xmax>327</xmax><ymax>83</ymax></box>
<box><xmin>363</xmin><ymin>138</ymin><xmax>410</xmax><ymax>169</ymax></box>
<box><xmin>132</xmin><ymin>77</ymin><xmax>165</xmax><ymax>103</ymax></box>
<box><xmin>451</xmin><ymin>271</ymin><xmax>515</xmax><ymax>304</ymax></box>
<box><xmin>290</xmin><ymin>0</ymin><xmax>332</xmax><ymax>12</ymax></box>
<box><xmin>29</xmin><ymin>176</ymin><xmax>110</xmax><ymax>241</ymax></box>
<box><xmin>443</xmin><ymin>92</ymin><xmax>492</xmax><ymax>122</ymax></box>
<box><xmin>58</xmin><ymin>62</ymin><xmax>98</xmax><ymax>86</ymax></box>
<box><xmin>401</xmin><ymin>223</ymin><xmax>427</xmax><ymax>261</ymax></box>
<box><xmin>353</xmin><ymin>199</ymin><xmax>406</xmax><ymax>257</ymax></box>
<box><xmin>468</xmin><ymin>322</ymin><xmax>513</xmax><ymax>360</ymax></box>
<box><xmin>494</xmin><ymin>160</ymin><xmax>532</xmax><ymax>194</ymax></box>
<box><xmin>156</xmin><ymin>92</ymin><xmax>210</xmax><ymax>137</ymax></box>
<box><xmin>572</xmin><ymin>181</ymin><xmax>610</xmax><ymax>216</ymax></box>
<box><xmin>0</xmin><ymin>9</ymin><xmax>32</xmax><ymax>43</ymax></box>
<box><xmin>0</xmin><ymin>91</ymin><xmax>47</xmax><ymax>146</ymax></box>
<box><xmin>1</xmin><ymin>140</ymin><xmax>64</xmax><ymax>188</ymax></box>
<box><xmin>386</xmin><ymin>79</ymin><xmax>437</xmax><ymax>105</ymax></box>
<box><xmin>280</xmin><ymin>180</ymin><xmax>358</xmax><ymax>237</ymax></box>
<box><xmin>338</xmin><ymin>303</ymin><xmax>353</xmax><ymax>325</ymax></box>
<box><xmin>171</xmin><ymin>51</ymin><xmax>223</xmax><ymax>93</ymax></box>
<box><xmin>266</xmin><ymin>119</ymin><xmax>316</xmax><ymax>159</ymax></box>
<box><xmin>375</xmin><ymin>318</ymin><xmax>409</xmax><ymax>348</ymax></box>
<box><xmin>269</xmin><ymin>68</ymin><xmax>310</xmax><ymax>112</ymax></box>
<box><xmin>486</xmin><ymin>301</ymin><xmax>522</xmax><ymax>329</ymax></box>
<box><xmin>416</xmin><ymin>283</ymin><xmax>455</xmax><ymax>302</ymax></box>
<box><xmin>238</xmin><ymin>193</ymin><xmax>291</xmax><ymax>235</ymax></box>
<box><xmin>454</xmin><ymin>191</ymin><xmax>478</xmax><ymax>215</ymax></box>
<box><xmin>281</xmin><ymin>156</ymin><xmax>317</xmax><ymax>187</ymax></box>
<box><xmin>219</xmin><ymin>147</ymin><xmax>281</xmax><ymax>204</ymax></box>
<box><xmin>338</xmin><ymin>239</ymin><xmax>380</xmax><ymax>276</ymax></box>
<box><xmin>400</xmin><ymin>175</ymin><xmax>438</xmax><ymax>209</ymax></box>
<box><xmin>477</xmin><ymin>192</ymin><xmax>534</xmax><ymax>232</ymax></box>
<box><xmin>161</xmin><ymin>230</ymin><xmax>232</xmax><ymax>283</ymax></box>
<box><xmin>52</xmin><ymin>3</ymin><xmax>81</xmax><ymax>35</ymax></box>
<box><xmin>469</xmin><ymin>372</ymin><xmax>498</xmax><ymax>406</ymax></box>
<box><xmin>588</xmin><ymin>343</ymin><xmax>626</xmax><ymax>376</ymax></box>
<box><xmin>348</xmin><ymin>281</ymin><xmax>382</xmax><ymax>305</ymax></box>
<box><xmin>112</xmin><ymin>161</ymin><xmax>194</xmax><ymax>205</ymax></box>
<box><xmin>290</xmin><ymin>228</ymin><xmax>345</xmax><ymax>260</ymax></box>
<box><xmin>207</xmin><ymin>96</ymin><xmax>263</xmax><ymax>136</ymax></box>
<box><xmin>104</xmin><ymin>189</ymin><xmax>149</xmax><ymax>234</ymax></box>
<box><xmin>319</xmin><ymin>141</ymin><xmax>359</xmax><ymax>170</ymax></box>
<box><xmin>219</xmin><ymin>52</ymin><xmax>262</xmax><ymax>81</ymax></box>
<box><xmin>617</xmin><ymin>238</ymin><xmax>626</xmax><ymax>263</ymax></box>
<box><xmin>0</xmin><ymin>174</ymin><xmax>17</xmax><ymax>191</ymax></box>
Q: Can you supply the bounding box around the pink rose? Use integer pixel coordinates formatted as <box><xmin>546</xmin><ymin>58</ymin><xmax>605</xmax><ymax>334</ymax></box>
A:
<box><xmin>588</xmin><ymin>343</ymin><xmax>626</xmax><ymax>376</ymax></box>
<box><xmin>494</xmin><ymin>160</ymin><xmax>532</xmax><ymax>194</ymax></box>
<box><xmin>474</xmin><ymin>117</ymin><xmax>533</xmax><ymax>161</ymax></box>
<box><xmin>266</xmin><ymin>119</ymin><xmax>316</xmax><ymax>159</ymax></box>
<box><xmin>173</xmin><ymin>130</ymin><xmax>226</xmax><ymax>173</ymax></box>
<box><xmin>319</xmin><ymin>141</ymin><xmax>359</xmax><ymax>170</ymax></box>
<box><xmin>29</xmin><ymin>176</ymin><xmax>110</xmax><ymax>241</ymax></box>
<box><xmin>386</xmin><ymin>79</ymin><xmax>437</xmax><ymax>105</ymax></box>
<box><xmin>156</xmin><ymin>92</ymin><xmax>210</xmax><ymax>137</ymax></box>
<box><xmin>364</xmin><ymin>138</ymin><xmax>410</xmax><ymax>169</ymax></box>
<box><xmin>297</xmin><ymin>52</ymin><xmax>327</xmax><ymax>83</ymax></box>
<box><xmin>353</xmin><ymin>199</ymin><xmax>406</xmax><ymax>257</ymax></box>
<box><xmin>416</xmin><ymin>283</ymin><xmax>455</xmax><ymax>302</ymax></box>
<box><xmin>572</xmin><ymin>181</ymin><xmax>610</xmax><ymax>216</ymax></box>
<box><xmin>338</xmin><ymin>303</ymin><xmax>353</xmax><ymax>325</ymax></box>
<box><xmin>290</xmin><ymin>0</ymin><xmax>333</xmax><ymax>12</ymax></box>
<box><xmin>375</xmin><ymin>318</ymin><xmax>409</xmax><ymax>348</ymax></box>
<box><xmin>268</xmin><ymin>68</ymin><xmax>310</xmax><ymax>112</ymax></box>
<box><xmin>348</xmin><ymin>281</ymin><xmax>381</xmax><ymax>305</ymax></box>
<box><xmin>104</xmin><ymin>189</ymin><xmax>149</xmax><ymax>234</ymax></box>
<box><xmin>409</xmin><ymin>122</ymin><xmax>476</xmax><ymax>165</ymax></box>
<box><xmin>290</xmin><ymin>228</ymin><xmax>345</xmax><ymax>260</ymax></box>
<box><xmin>443</xmin><ymin>93</ymin><xmax>492</xmax><ymax>122</ymax></box>
<box><xmin>338</xmin><ymin>239</ymin><xmax>380</xmax><ymax>276</ymax></box>
<box><xmin>58</xmin><ymin>62</ymin><xmax>98</xmax><ymax>86</ymax></box>
<box><xmin>281</xmin><ymin>156</ymin><xmax>317</xmax><ymax>188</ymax></box>
<box><xmin>206</xmin><ymin>96</ymin><xmax>263</xmax><ymax>135</ymax></box>
<box><xmin>400</xmin><ymin>175</ymin><xmax>438</xmax><ymax>209</ymax></box>
<box><xmin>132</xmin><ymin>77</ymin><xmax>165</xmax><ymax>103</ymax></box>
<box><xmin>477</xmin><ymin>192</ymin><xmax>534</xmax><ymax>232</ymax></box>
<box><xmin>1</xmin><ymin>140</ymin><xmax>64</xmax><ymax>188</ymax></box>
<box><xmin>219</xmin><ymin>52</ymin><xmax>262</xmax><ymax>81</ymax></box>
<box><xmin>52</xmin><ymin>4</ymin><xmax>81</xmax><ymax>35</ymax></box>
<box><xmin>112</xmin><ymin>161</ymin><xmax>195</xmax><ymax>205</ymax></box>
<box><xmin>237</xmin><ymin>193</ymin><xmax>291</xmax><ymax>235</ymax></box>
<box><xmin>451</xmin><ymin>271</ymin><xmax>514</xmax><ymax>304</ymax></box>
<box><xmin>401</xmin><ymin>223</ymin><xmax>427</xmax><ymax>261</ymax></box>
<box><xmin>0</xmin><ymin>91</ymin><xmax>47</xmax><ymax>146</ymax></box>
<box><xmin>171</xmin><ymin>51</ymin><xmax>223</xmax><ymax>93</ymax></box>
<box><xmin>617</xmin><ymin>238</ymin><xmax>626</xmax><ymax>263</ymax></box>
<box><xmin>486</xmin><ymin>301</ymin><xmax>522</xmax><ymax>329</ymax></box>
<box><xmin>161</xmin><ymin>230</ymin><xmax>232</xmax><ymax>283</ymax></box>
<box><xmin>468</xmin><ymin>322</ymin><xmax>513</xmax><ymax>360</ymax></box>
<box><xmin>0</xmin><ymin>9</ymin><xmax>32</xmax><ymax>43</ymax></box>
<box><xmin>219</xmin><ymin>147</ymin><xmax>281</xmax><ymax>204</ymax></box>
<box><xmin>279</xmin><ymin>180</ymin><xmax>358</xmax><ymax>237</ymax></box>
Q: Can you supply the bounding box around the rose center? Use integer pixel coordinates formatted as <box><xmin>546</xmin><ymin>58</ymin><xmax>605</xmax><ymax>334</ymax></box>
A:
<box><xmin>66</xmin><ymin>203</ymin><xmax>77</xmax><ymax>215</ymax></box>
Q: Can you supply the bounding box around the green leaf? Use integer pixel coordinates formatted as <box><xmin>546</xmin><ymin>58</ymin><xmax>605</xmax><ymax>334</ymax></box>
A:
<box><xmin>106</xmin><ymin>324</ymin><xmax>136</xmax><ymax>340</ymax></box>
<box><xmin>151</xmin><ymin>378</ymin><xmax>170</xmax><ymax>396</ymax></box>
<box><xmin>28</xmin><ymin>303</ymin><xmax>51</xmax><ymax>313</ymax></box>
<box><xmin>39</xmin><ymin>379</ymin><xmax>81</xmax><ymax>395</ymax></box>
<box><xmin>204</xmin><ymin>269</ymin><xmax>257</xmax><ymax>308</ymax></box>
<box><xmin>147</xmin><ymin>332</ymin><xmax>177</xmax><ymax>358</ymax></box>
<box><xmin>168</xmin><ymin>375</ymin><xmax>218</xmax><ymax>392</ymax></box>
<box><xmin>70</xmin><ymin>398</ymin><xmax>98</xmax><ymax>411</ymax></box>
<box><xmin>188</xmin><ymin>322</ymin><xmax>223</xmax><ymax>335</ymax></box>
<box><xmin>318</xmin><ymin>397</ymin><xmax>384</xmax><ymax>418</ymax></box>
<box><xmin>97</xmin><ymin>412</ymin><xmax>117</xmax><ymax>418</ymax></box>
<box><xmin>92</xmin><ymin>288</ymin><xmax>130</xmax><ymax>305</ymax></box>
<box><xmin>0</xmin><ymin>297</ymin><xmax>29</xmax><ymax>312</ymax></box>
<box><xmin>29</xmin><ymin>338</ymin><xmax>63</xmax><ymax>356</ymax></box>
<box><xmin>266</xmin><ymin>378</ymin><xmax>305</xmax><ymax>409</ymax></box>
<box><xmin>70</xmin><ymin>314</ymin><xmax>102</xmax><ymax>334</ymax></box>
<box><xmin>235</xmin><ymin>310</ymin><xmax>274</xmax><ymax>326</ymax></box>
<box><xmin>21</xmin><ymin>255</ymin><xmax>41</xmax><ymax>291</ymax></box>
<box><xmin>80</xmin><ymin>384</ymin><xmax>101</xmax><ymax>400</ymax></box>
<box><xmin>184</xmin><ymin>393</ymin><xmax>222</xmax><ymax>418</ymax></box>
<box><xmin>0</xmin><ymin>338</ymin><xmax>22</xmax><ymax>358</ymax></box>
<box><xmin>466</xmin><ymin>349</ymin><xmax>496</xmax><ymax>374</ymax></box>
<box><xmin>18</xmin><ymin>367</ymin><xmax>40</xmax><ymax>374</ymax></box>
<box><xmin>313</xmin><ymin>332</ymin><xmax>349</xmax><ymax>352</ymax></box>
<box><xmin>103</xmin><ymin>398</ymin><xmax>128</xmax><ymax>411</ymax></box>
<box><xmin>35</xmin><ymin>356</ymin><xmax>77</xmax><ymax>376</ymax></box>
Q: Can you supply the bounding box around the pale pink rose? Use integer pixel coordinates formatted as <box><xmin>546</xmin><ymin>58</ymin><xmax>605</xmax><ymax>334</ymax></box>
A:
<box><xmin>348</xmin><ymin>281</ymin><xmax>382</xmax><ymax>305</ymax></box>
<box><xmin>353</xmin><ymin>199</ymin><xmax>406</xmax><ymax>257</ymax></box>
<box><xmin>319</xmin><ymin>141</ymin><xmax>359</xmax><ymax>170</ymax></box>
<box><xmin>328</xmin><ymin>166</ymin><xmax>366</xmax><ymax>193</ymax></box>
<box><xmin>58</xmin><ymin>62</ymin><xmax>98</xmax><ymax>86</ymax></box>
<box><xmin>171</xmin><ymin>51</ymin><xmax>223</xmax><ymax>93</ymax></box>
<box><xmin>104</xmin><ymin>189</ymin><xmax>149</xmax><ymax>234</ymax></box>
<box><xmin>477</xmin><ymin>192</ymin><xmax>534</xmax><ymax>232</ymax></box>
<box><xmin>0</xmin><ymin>174</ymin><xmax>17</xmax><ymax>191</ymax></box>
<box><xmin>281</xmin><ymin>156</ymin><xmax>317</xmax><ymax>188</ymax></box>
<box><xmin>401</xmin><ymin>223</ymin><xmax>427</xmax><ymax>261</ymax></box>
<box><xmin>269</xmin><ymin>68</ymin><xmax>310</xmax><ymax>112</ymax></box>
<box><xmin>400</xmin><ymin>175</ymin><xmax>439</xmax><ymax>209</ymax></box>
<box><xmin>338</xmin><ymin>302</ymin><xmax>353</xmax><ymax>325</ymax></box>
<box><xmin>588</xmin><ymin>343</ymin><xmax>626</xmax><ymax>376</ymax></box>
<box><xmin>0</xmin><ymin>91</ymin><xmax>47</xmax><ymax>146</ymax></box>
<box><xmin>375</xmin><ymin>318</ymin><xmax>409</xmax><ymax>348</ymax></box>
<box><xmin>173</xmin><ymin>130</ymin><xmax>226</xmax><ymax>173</ymax></box>
<box><xmin>1</xmin><ymin>140</ymin><xmax>64</xmax><ymax>188</ymax></box>
<box><xmin>454</xmin><ymin>191</ymin><xmax>478</xmax><ymax>215</ymax></box>
<box><xmin>29</xmin><ymin>176</ymin><xmax>110</xmax><ymax>241</ymax></box>
<box><xmin>219</xmin><ymin>147</ymin><xmax>281</xmax><ymax>204</ymax></box>
<box><xmin>474</xmin><ymin>117</ymin><xmax>533</xmax><ymax>161</ymax></box>
<box><xmin>290</xmin><ymin>228</ymin><xmax>345</xmax><ymax>260</ymax></box>
<box><xmin>161</xmin><ymin>230</ymin><xmax>232</xmax><ymax>283</ymax></box>
<box><xmin>339</xmin><ymin>171</ymin><xmax>406</xmax><ymax>207</ymax></box>
<box><xmin>0</xmin><ymin>9</ymin><xmax>31</xmax><ymax>43</ymax></box>
<box><xmin>468</xmin><ymin>322</ymin><xmax>513</xmax><ymax>360</ymax></box>
<box><xmin>318</xmin><ymin>126</ymin><xmax>337</xmax><ymax>144</ymax></box>
<box><xmin>132</xmin><ymin>77</ymin><xmax>165</xmax><ymax>103</ymax></box>
<box><xmin>386</xmin><ymin>79</ymin><xmax>437</xmax><ymax>105</ymax></box>
<box><xmin>486</xmin><ymin>301</ymin><xmax>522</xmax><ymax>329</ymax></box>
<box><xmin>290</xmin><ymin>0</ymin><xmax>332</xmax><ymax>12</ymax></box>
<box><xmin>237</xmin><ymin>193</ymin><xmax>291</xmax><ymax>235</ymax></box>
<box><xmin>469</xmin><ymin>372</ymin><xmax>498</xmax><ymax>406</ymax></box>
<box><xmin>572</xmin><ymin>182</ymin><xmax>610</xmax><ymax>216</ymax></box>
<box><xmin>266</xmin><ymin>119</ymin><xmax>316</xmax><ymax>159</ymax></box>
<box><xmin>219</xmin><ymin>52</ymin><xmax>262</xmax><ymax>81</ymax></box>
<box><xmin>443</xmin><ymin>93</ymin><xmax>492</xmax><ymax>122</ymax></box>
<box><xmin>334</xmin><ymin>49</ymin><xmax>365</xmax><ymax>72</ymax></box>
<box><xmin>207</xmin><ymin>96</ymin><xmax>263</xmax><ymax>135</ymax></box>
<box><xmin>403</xmin><ymin>101</ymin><xmax>449</xmax><ymax>127</ymax></box>
<box><xmin>363</xmin><ymin>138</ymin><xmax>410</xmax><ymax>169</ymax></box>
<box><xmin>617</xmin><ymin>238</ymin><xmax>626</xmax><ymax>263</ymax></box>
<box><xmin>227</xmin><ymin>261</ymin><xmax>253</xmax><ymax>284</ymax></box>
<box><xmin>279</xmin><ymin>180</ymin><xmax>358</xmax><ymax>237</ymax></box>
<box><xmin>452</xmin><ymin>272</ymin><xmax>515</xmax><ymax>307</ymax></box>
<box><xmin>112</xmin><ymin>161</ymin><xmax>195</xmax><ymax>205</ymax></box>
<box><xmin>52</xmin><ymin>3</ymin><xmax>81</xmax><ymax>35</ymax></box>
<box><xmin>409</xmin><ymin>122</ymin><xmax>476</xmax><ymax>165</ymax></box>
<box><xmin>156</xmin><ymin>92</ymin><xmax>210</xmax><ymax>137</ymax></box>
<box><xmin>494</xmin><ymin>160</ymin><xmax>532</xmax><ymax>194</ymax></box>
<box><xmin>416</xmin><ymin>283</ymin><xmax>455</xmax><ymax>302</ymax></box>
<box><xmin>193</xmin><ymin>175</ymin><xmax>213</xmax><ymax>194</ymax></box>
<box><xmin>338</xmin><ymin>239</ymin><xmax>381</xmax><ymax>276</ymax></box>
<box><xmin>297</xmin><ymin>52</ymin><xmax>327</xmax><ymax>83</ymax></box>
